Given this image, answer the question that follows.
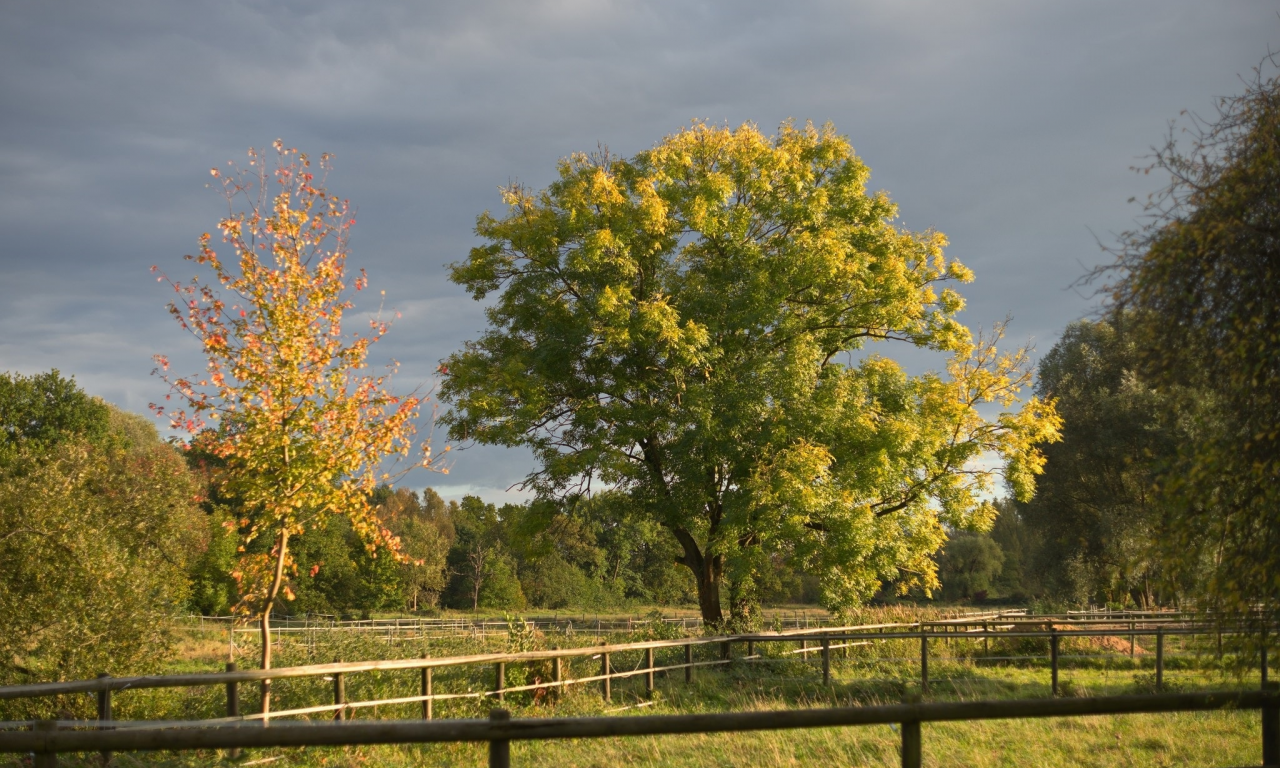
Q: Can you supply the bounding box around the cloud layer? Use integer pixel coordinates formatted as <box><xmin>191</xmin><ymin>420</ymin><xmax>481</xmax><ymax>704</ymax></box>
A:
<box><xmin>1</xmin><ymin>0</ymin><xmax>1274</xmax><ymax>500</ymax></box>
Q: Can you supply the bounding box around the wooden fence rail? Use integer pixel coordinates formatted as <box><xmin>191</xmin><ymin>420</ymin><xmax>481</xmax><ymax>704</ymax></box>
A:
<box><xmin>4</xmin><ymin>619</ymin><xmax>1274</xmax><ymax>733</ymax></box>
<box><xmin>2</xmin><ymin>689</ymin><xmax>1277</xmax><ymax>768</ymax></box>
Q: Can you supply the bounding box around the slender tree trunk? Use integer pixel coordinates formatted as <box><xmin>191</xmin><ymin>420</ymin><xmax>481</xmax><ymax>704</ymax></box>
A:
<box><xmin>470</xmin><ymin>546</ymin><xmax>482</xmax><ymax>610</ymax></box>
<box><xmin>260</xmin><ymin>527</ymin><xmax>291</xmax><ymax>715</ymax></box>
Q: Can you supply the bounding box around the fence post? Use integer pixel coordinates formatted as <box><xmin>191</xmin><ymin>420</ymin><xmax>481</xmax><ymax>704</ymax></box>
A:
<box><xmin>646</xmin><ymin>647</ymin><xmax>655</xmax><ymax>698</ymax></box>
<box><xmin>333</xmin><ymin>672</ymin><xmax>346</xmax><ymax>721</ymax></box>
<box><xmin>601</xmin><ymin>652</ymin><xmax>611</xmax><ymax>702</ymax></box>
<box><xmin>920</xmin><ymin>630</ymin><xmax>929</xmax><ymax>695</ymax></box>
<box><xmin>96</xmin><ymin>673</ymin><xmax>112</xmax><ymax>767</ymax></box>
<box><xmin>421</xmin><ymin>655</ymin><xmax>433</xmax><ymax>721</ymax></box>
<box><xmin>901</xmin><ymin>694</ymin><xmax>922</xmax><ymax>768</ymax></box>
<box><xmin>1050</xmin><ymin>631</ymin><xmax>1060</xmax><ymax>696</ymax></box>
<box><xmin>553</xmin><ymin>648</ymin><xmax>563</xmax><ymax>690</ymax></box>
<box><xmin>489</xmin><ymin>708</ymin><xmax>510</xmax><ymax>768</ymax></box>
<box><xmin>33</xmin><ymin>719</ymin><xmax>57</xmax><ymax>768</ymax></box>
<box><xmin>685</xmin><ymin>643</ymin><xmax>693</xmax><ymax>684</ymax></box>
<box><xmin>225</xmin><ymin>662</ymin><xmax>241</xmax><ymax>759</ymax></box>
<box><xmin>822</xmin><ymin>637</ymin><xmax>832</xmax><ymax>686</ymax></box>
<box><xmin>801</xmin><ymin>638</ymin><xmax>808</xmax><ymax>659</ymax></box>
<box><xmin>1156</xmin><ymin>628</ymin><xmax>1165</xmax><ymax>691</ymax></box>
<box><xmin>1130</xmin><ymin>621</ymin><xmax>1136</xmax><ymax>659</ymax></box>
<box><xmin>747</xmin><ymin>640</ymin><xmax>755</xmax><ymax>658</ymax></box>
<box><xmin>983</xmin><ymin>621</ymin><xmax>989</xmax><ymax>657</ymax></box>
<box><xmin>495</xmin><ymin>662</ymin><xmax>506</xmax><ymax>703</ymax></box>
<box><xmin>1266</xmin><ymin>625</ymin><xmax>1271</xmax><ymax>687</ymax></box>
<box><xmin>1263</xmin><ymin>681</ymin><xmax>1279</xmax><ymax>766</ymax></box>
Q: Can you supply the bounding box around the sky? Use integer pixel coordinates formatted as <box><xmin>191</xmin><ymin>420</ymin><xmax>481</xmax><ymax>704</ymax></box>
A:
<box><xmin>1</xmin><ymin>1</ymin><xmax>1274</xmax><ymax>503</ymax></box>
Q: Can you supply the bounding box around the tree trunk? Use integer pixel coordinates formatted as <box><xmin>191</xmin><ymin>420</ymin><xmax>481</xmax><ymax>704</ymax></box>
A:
<box><xmin>668</xmin><ymin>525</ymin><xmax>724</xmax><ymax>626</ymax></box>
<box><xmin>695</xmin><ymin>559</ymin><xmax>724</xmax><ymax>626</ymax></box>
<box><xmin>260</xmin><ymin>528</ymin><xmax>291</xmax><ymax>715</ymax></box>
<box><xmin>470</xmin><ymin>546</ymin><xmax>484</xmax><ymax>610</ymax></box>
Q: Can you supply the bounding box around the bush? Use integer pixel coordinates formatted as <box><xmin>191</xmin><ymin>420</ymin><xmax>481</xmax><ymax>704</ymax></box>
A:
<box><xmin>0</xmin><ymin>408</ymin><xmax>206</xmax><ymax>700</ymax></box>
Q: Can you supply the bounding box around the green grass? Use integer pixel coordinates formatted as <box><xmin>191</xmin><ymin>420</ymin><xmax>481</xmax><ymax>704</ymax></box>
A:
<box><xmin>6</xmin><ymin>677</ymin><xmax>1263</xmax><ymax>768</ymax></box>
<box><xmin>2</xmin><ymin>614</ymin><xmax>1269</xmax><ymax>766</ymax></box>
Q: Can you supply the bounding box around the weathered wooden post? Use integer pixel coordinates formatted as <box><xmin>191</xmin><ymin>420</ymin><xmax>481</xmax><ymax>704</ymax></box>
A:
<box><xmin>901</xmin><ymin>693</ymin><xmax>922</xmax><ymax>768</ymax></box>
<box><xmin>1156</xmin><ymin>628</ymin><xmax>1165</xmax><ymax>691</ymax></box>
<box><xmin>421</xmin><ymin>654</ymin><xmax>433</xmax><ymax>721</ymax></box>
<box><xmin>1263</xmin><ymin>623</ymin><xmax>1271</xmax><ymax>687</ymax></box>
<box><xmin>983</xmin><ymin>620</ymin><xmax>989</xmax><ymax>657</ymax></box>
<box><xmin>1263</xmin><ymin>681</ymin><xmax>1279</xmax><ymax>766</ymax></box>
<box><xmin>601</xmin><ymin>652</ymin><xmax>611</xmax><ymax>701</ymax></box>
<box><xmin>920</xmin><ymin>629</ymin><xmax>929</xmax><ymax>695</ymax></box>
<box><xmin>1050</xmin><ymin>631</ymin><xmax>1060</xmax><ymax>696</ymax></box>
<box><xmin>489</xmin><ymin>708</ymin><xmax>510</xmax><ymax>768</ymax></box>
<box><xmin>96</xmin><ymin>673</ymin><xmax>113</xmax><ymax>767</ymax></box>
<box><xmin>800</xmin><ymin>638</ymin><xmax>808</xmax><ymax>659</ymax></box>
<box><xmin>333</xmin><ymin>672</ymin><xmax>346</xmax><ymax>721</ymax></box>
<box><xmin>225</xmin><ymin>662</ymin><xmax>241</xmax><ymax>759</ymax></box>
<box><xmin>33</xmin><ymin>720</ymin><xmax>57</xmax><ymax>768</ymax></box>
<box><xmin>645</xmin><ymin>647</ymin><xmax>655</xmax><ymax>698</ymax></box>
<box><xmin>822</xmin><ymin>637</ymin><xmax>831</xmax><ymax>685</ymax></box>
<box><xmin>1129</xmin><ymin>621</ymin><xmax>1136</xmax><ymax>659</ymax></box>
<box><xmin>495</xmin><ymin>662</ymin><xmax>506</xmax><ymax>703</ymax></box>
<box><xmin>747</xmin><ymin>640</ymin><xmax>755</xmax><ymax>658</ymax></box>
<box><xmin>553</xmin><ymin>648</ymin><xmax>563</xmax><ymax>689</ymax></box>
<box><xmin>685</xmin><ymin>643</ymin><xmax>693</xmax><ymax>684</ymax></box>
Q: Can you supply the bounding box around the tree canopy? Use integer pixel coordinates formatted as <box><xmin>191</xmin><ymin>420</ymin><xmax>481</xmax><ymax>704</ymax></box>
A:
<box><xmin>0</xmin><ymin>372</ymin><xmax>206</xmax><ymax>701</ymax></box>
<box><xmin>441</xmin><ymin>121</ymin><xmax>1059</xmax><ymax>625</ymax></box>
<box><xmin>1102</xmin><ymin>62</ymin><xmax>1280</xmax><ymax>622</ymax></box>
<box><xmin>1014</xmin><ymin>317</ymin><xmax>1183</xmax><ymax>606</ymax></box>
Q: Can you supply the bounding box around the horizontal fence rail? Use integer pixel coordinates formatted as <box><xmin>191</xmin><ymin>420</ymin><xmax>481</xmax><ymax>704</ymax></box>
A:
<box><xmin>3</xmin><ymin>618</ymin><xmax>1275</xmax><ymax>722</ymax></box>
<box><xmin>3</xmin><ymin>690</ymin><xmax>1277</xmax><ymax>768</ymax></box>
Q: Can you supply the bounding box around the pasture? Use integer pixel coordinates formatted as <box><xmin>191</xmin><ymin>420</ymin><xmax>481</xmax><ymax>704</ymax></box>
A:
<box><xmin>2</xmin><ymin>608</ymin><xmax>1274</xmax><ymax>766</ymax></box>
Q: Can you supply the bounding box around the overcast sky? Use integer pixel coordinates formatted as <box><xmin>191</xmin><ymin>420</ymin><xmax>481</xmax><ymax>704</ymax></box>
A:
<box><xmin>1</xmin><ymin>1</ymin><xmax>1274</xmax><ymax>502</ymax></box>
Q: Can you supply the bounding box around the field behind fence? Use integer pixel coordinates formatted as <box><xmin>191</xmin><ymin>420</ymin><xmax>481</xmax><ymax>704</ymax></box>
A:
<box><xmin>4</xmin><ymin>609</ymin><xmax>1276</xmax><ymax>766</ymax></box>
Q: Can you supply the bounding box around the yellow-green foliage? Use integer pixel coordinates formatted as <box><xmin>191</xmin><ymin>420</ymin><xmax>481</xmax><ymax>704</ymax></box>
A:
<box><xmin>442</xmin><ymin>121</ymin><xmax>1060</xmax><ymax>624</ymax></box>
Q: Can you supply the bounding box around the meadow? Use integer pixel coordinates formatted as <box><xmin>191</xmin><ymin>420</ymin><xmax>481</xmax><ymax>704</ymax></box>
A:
<box><xmin>2</xmin><ymin>608</ymin><xmax>1269</xmax><ymax>767</ymax></box>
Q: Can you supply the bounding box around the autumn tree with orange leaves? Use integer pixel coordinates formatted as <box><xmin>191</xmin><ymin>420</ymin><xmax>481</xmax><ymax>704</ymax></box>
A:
<box><xmin>152</xmin><ymin>141</ymin><xmax>439</xmax><ymax>713</ymax></box>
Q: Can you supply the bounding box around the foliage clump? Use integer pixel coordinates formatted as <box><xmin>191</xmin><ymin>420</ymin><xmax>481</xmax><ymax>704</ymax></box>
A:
<box><xmin>0</xmin><ymin>371</ymin><xmax>206</xmax><ymax>693</ymax></box>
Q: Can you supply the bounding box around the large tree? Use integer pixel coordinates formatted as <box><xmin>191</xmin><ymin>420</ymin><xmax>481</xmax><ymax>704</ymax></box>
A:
<box><xmin>153</xmin><ymin>142</ymin><xmax>436</xmax><ymax>711</ymax></box>
<box><xmin>1016</xmin><ymin>318</ymin><xmax>1182</xmax><ymax>606</ymax></box>
<box><xmin>441</xmin><ymin>122</ymin><xmax>1059</xmax><ymax>625</ymax></box>
<box><xmin>1102</xmin><ymin>62</ymin><xmax>1280</xmax><ymax>622</ymax></box>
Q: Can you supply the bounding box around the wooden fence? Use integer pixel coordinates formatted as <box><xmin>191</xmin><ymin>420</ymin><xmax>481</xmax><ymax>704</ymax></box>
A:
<box><xmin>2</xmin><ymin>688</ymin><xmax>1277</xmax><ymax>768</ymax></box>
<box><xmin>179</xmin><ymin>606</ymin><xmax>1039</xmax><ymax>640</ymax></box>
<box><xmin>2</xmin><ymin>615</ymin><xmax>1272</xmax><ymax>726</ymax></box>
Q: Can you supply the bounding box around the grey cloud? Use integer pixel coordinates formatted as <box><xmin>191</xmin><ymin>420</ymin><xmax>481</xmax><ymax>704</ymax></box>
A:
<box><xmin>1</xmin><ymin>0</ymin><xmax>1275</xmax><ymax>500</ymax></box>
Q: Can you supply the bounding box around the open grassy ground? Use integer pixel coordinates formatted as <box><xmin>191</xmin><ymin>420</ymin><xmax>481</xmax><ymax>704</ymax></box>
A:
<box><xmin>3</xmin><ymin>612</ymin><xmax>1269</xmax><ymax>766</ymax></box>
<box><xmin>5</xmin><ymin>674</ymin><xmax>1264</xmax><ymax>767</ymax></box>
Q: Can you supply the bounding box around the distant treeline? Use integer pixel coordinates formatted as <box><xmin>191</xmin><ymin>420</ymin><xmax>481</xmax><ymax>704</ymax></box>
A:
<box><xmin>191</xmin><ymin>484</ymin><xmax>823</xmax><ymax>618</ymax></box>
<box><xmin>933</xmin><ymin>314</ymin><xmax>1201</xmax><ymax>610</ymax></box>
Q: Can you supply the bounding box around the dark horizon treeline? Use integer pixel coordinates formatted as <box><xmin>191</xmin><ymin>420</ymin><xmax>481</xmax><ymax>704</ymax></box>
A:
<box><xmin>191</xmin><ymin>484</ymin><xmax>824</xmax><ymax>619</ymax></box>
<box><xmin>935</xmin><ymin>313</ymin><xmax>1203</xmax><ymax>609</ymax></box>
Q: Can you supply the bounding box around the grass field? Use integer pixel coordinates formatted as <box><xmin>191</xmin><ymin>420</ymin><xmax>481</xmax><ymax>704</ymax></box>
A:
<box><xmin>2</xmin><ymin>610</ymin><xmax>1270</xmax><ymax>766</ymax></box>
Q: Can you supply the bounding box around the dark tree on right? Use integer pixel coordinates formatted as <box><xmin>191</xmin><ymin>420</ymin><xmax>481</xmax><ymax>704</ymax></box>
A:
<box><xmin>1099</xmin><ymin>58</ymin><xmax>1280</xmax><ymax>629</ymax></box>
